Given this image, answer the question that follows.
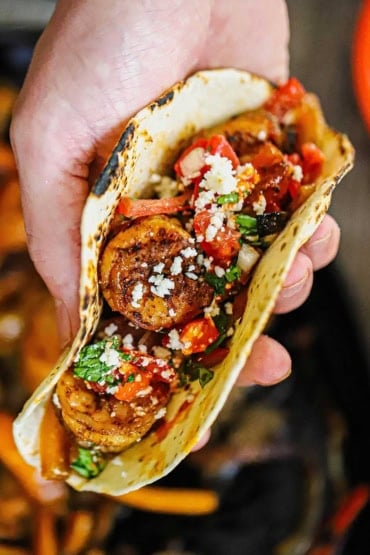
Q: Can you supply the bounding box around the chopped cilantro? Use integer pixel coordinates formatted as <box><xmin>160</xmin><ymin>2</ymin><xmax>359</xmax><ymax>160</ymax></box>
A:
<box><xmin>127</xmin><ymin>373</ymin><xmax>135</xmax><ymax>383</ymax></box>
<box><xmin>205</xmin><ymin>273</ymin><xmax>226</xmax><ymax>295</ymax></box>
<box><xmin>74</xmin><ymin>337</ymin><xmax>131</xmax><ymax>383</ymax></box>
<box><xmin>225</xmin><ymin>265</ymin><xmax>241</xmax><ymax>283</ymax></box>
<box><xmin>179</xmin><ymin>359</ymin><xmax>214</xmax><ymax>388</ymax></box>
<box><xmin>70</xmin><ymin>447</ymin><xmax>106</xmax><ymax>479</ymax></box>
<box><xmin>217</xmin><ymin>192</ymin><xmax>239</xmax><ymax>205</ymax></box>
<box><xmin>205</xmin><ymin>264</ymin><xmax>241</xmax><ymax>295</ymax></box>
<box><xmin>198</xmin><ymin>367</ymin><xmax>214</xmax><ymax>387</ymax></box>
<box><xmin>205</xmin><ymin>333</ymin><xmax>227</xmax><ymax>354</ymax></box>
<box><xmin>213</xmin><ymin>310</ymin><xmax>230</xmax><ymax>334</ymax></box>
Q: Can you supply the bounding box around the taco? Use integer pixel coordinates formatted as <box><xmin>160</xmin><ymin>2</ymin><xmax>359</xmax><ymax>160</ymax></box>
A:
<box><xmin>13</xmin><ymin>69</ymin><xmax>353</xmax><ymax>495</ymax></box>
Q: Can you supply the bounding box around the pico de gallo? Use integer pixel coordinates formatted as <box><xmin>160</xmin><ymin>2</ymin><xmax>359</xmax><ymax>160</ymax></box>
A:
<box><xmin>48</xmin><ymin>78</ymin><xmax>325</xmax><ymax>481</ymax></box>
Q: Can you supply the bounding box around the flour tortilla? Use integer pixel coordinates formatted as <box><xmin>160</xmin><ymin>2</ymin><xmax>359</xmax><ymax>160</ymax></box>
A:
<box><xmin>13</xmin><ymin>69</ymin><xmax>354</xmax><ymax>495</ymax></box>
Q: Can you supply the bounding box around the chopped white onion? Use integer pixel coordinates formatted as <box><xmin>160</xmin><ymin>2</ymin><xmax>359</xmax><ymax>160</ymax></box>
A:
<box><xmin>237</xmin><ymin>244</ymin><xmax>261</xmax><ymax>274</ymax></box>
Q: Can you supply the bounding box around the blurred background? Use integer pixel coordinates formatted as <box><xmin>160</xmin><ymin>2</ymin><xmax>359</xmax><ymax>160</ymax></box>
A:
<box><xmin>1</xmin><ymin>1</ymin><xmax>370</xmax><ymax>554</ymax></box>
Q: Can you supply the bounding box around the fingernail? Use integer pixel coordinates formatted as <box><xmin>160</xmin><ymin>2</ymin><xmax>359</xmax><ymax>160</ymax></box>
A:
<box><xmin>55</xmin><ymin>298</ymin><xmax>72</xmax><ymax>349</ymax></box>
<box><xmin>280</xmin><ymin>272</ymin><xmax>308</xmax><ymax>299</ymax></box>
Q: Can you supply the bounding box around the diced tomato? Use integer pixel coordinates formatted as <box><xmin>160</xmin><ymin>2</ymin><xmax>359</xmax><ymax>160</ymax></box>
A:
<box><xmin>174</xmin><ymin>135</ymin><xmax>239</xmax><ymax>180</ymax></box>
<box><xmin>288</xmin><ymin>179</ymin><xmax>301</xmax><ymax>199</ymax></box>
<box><xmin>193</xmin><ymin>210</ymin><xmax>241</xmax><ymax>265</ymax></box>
<box><xmin>180</xmin><ymin>317</ymin><xmax>220</xmax><ymax>356</ymax></box>
<box><xmin>117</xmin><ymin>189</ymin><xmax>193</xmax><ymax>218</ymax></box>
<box><xmin>301</xmin><ymin>142</ymin><xmax>325</xmax><ymax>184</ymax></box>
<box><xmin>114</xmin><ymin>372</ymin><xmax>151</xmax><ymax>402</ymax></box>
<box><xmin>264</xmin><ymin>77</ymin><xmax>306</xmax><ymax>120</ymax></box>
<box><xmin>196</xmin><ymin>347</ymin><xmax>230</xmax><ymax>368</ymax></box>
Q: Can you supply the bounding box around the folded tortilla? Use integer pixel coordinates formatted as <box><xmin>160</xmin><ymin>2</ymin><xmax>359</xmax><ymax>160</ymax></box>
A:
<box><xmin>13</xmin><ymin>69</ymin><xmax>354</xmax><ymax>495</ymax></box>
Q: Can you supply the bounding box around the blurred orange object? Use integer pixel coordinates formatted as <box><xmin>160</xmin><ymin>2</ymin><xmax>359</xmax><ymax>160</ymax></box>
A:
<box><xmin>0</xmin><ymin>412</ymin><xmax>65</xmax><ymax>505</ymax></box>
<box><xmin>353</xmin><ymin>0</ymin><xmax>370</xmax><ymax>133</ymax></box>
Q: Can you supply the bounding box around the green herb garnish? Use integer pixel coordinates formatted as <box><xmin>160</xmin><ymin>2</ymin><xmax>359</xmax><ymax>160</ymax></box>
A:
<box><xmin>217</xmin><ymin>192</ymin><xmax>239</xmax><ymax>205</ymax></box>
<box><xmin>127</xmin><ymin>373</ymin><xmax>135</xmax><ymax>383</ymax></box>
<box><xmin>179</xmin><ymin>359</ymin><xmax>214</xmax><ymax>388</ymax></box>
<box><xmin>225</xmin><ymin>265</ymin><xmax>242</xmax><ymax>283</ymax></box>
<box><xmin>205</xmin><ymin>273</ymin><xmax>226</xmax><ymax>295</ymax></box>
<box><xmin>205</xmin><ymin>264</ymin><xmax>241</xmax><ymax>295</ymax></box>
<box><xmin>236</xmin><ymin>214</ymin><xmax>258</xmax><ymax>234</ymax></box>
<box><xmin>74</xmin><ymin>337</ymin><xmax>131</xmax><ymax>383</ymax></box>
<box><xmin>70</xmin><ymin>447</ymin><xmax>106</xmax><ymax>479</ymax></box>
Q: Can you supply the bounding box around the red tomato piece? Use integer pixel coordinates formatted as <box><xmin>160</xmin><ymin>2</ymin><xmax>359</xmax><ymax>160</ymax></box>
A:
<box><xmin>114</xmin><ymin>372</ymin><xmax>151</xmax><ymax>402</ymax></box>
<box><xmin>301</xmin><ymin>142</ymin><xmax>325</xmax><ymax>184</ymax></box>
<box><xmin>117</xmin><ymin>190</ymin><xmax>192</xmax><ymax>218</ymax></box>
<box><xmin>174</xmin><ymin>135</ymin><xmax>239</xmax><ymax>180</ymax></box>
<box><xmin>264</xmin><ymin>77</ymin><xmax>306</xmax><ymax>120</ymax></box>
<box><xmin>180</xmin><ymin>317</ymin><xmax>220</xmax><ymax>356</ymax></box>
<box><xmin>193</xmin><ymin>210</ymin><xmax>241</xmax><ymax>265</ymax></box>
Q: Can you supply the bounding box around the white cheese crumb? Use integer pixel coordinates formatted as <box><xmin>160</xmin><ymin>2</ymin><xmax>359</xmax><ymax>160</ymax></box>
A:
<box><xmin>167</xmin><ymin>329</ymin><xmax>186</xmax><ymax>351</ymax></box>
<box><xmin>141</xmin><ymin>262</ymin><xmax>148</xmax><ymax>268</ymax></box>
<box><xmin>204</xmin><ymin>304</ymin><xmax>221</xmax><ymax>317</ymax></box>
<box><xmin>257</xmin><ymin>130</ymin><xmax>267</xmax><ymax>141</ymax></box>
<box><xmin>132</xmin><ymin>282</ymin><xmax>144</xmax><ymax>308</ymax></box>
<box><xmin>155</xmin><ymin>407</ymin><xmax>167</xmax><ymax>420</ymax></box>
<box><xmin>194</xmin><ymin>189</ymin><xmax>216</xmax><ymax>210</ymax></box>
<box><xmin>136</xmin><ymin>386</ymin><xmax>153</xmax><ymax>397</ymax></box>
<box><xmin>99</xmin><ymin>343</ymin><xmax>121</xmax><ymax>368</ymax></box>
<box><xmin>202</xmin><ymin>153</ymin><xmax>237</xmax><ymax>194</ymax></box>
<box><xmin>138</xmin><ymin>344</ymin><xmax>148</xmax><ymax>353</ymax></box>
<box><xmin>122</xmin><ymin>333</ymin><xmax>134</xmax><ymax>349</ymax></box>
<box><xmin>170</xmin><ymin>256</ymin><xmax>183</xmax><ymax>275</ymax></box>
<box><xmin>149</xmin><ymin>274</ymin><xmax>175</xmax><ymax>297</ymax></box>
<box><xmin>168</xmin><ymin>308</ymin><xmax>176</xmax><ymax>318</ymax></box>
<box><xmin>185</xmin><ymin>272</ymin><xmax>198</xmax><ymax>280</ymax></box>
<box><xmin>180</xmin><ymin>247</ymin><xmax>198</xmax><ymax>258</ymax></box>
<box><xmin>252</xmin><ymin>194</ymin><xmax>267</xmax><ymax>215</ymax></box>
<box><xmin>292</xmin><ymin>164</ymin><xmax>303</xmax><ymax>182</ymax></box>
<box><xmin>104</xmin><ymin>323</ymin><xmax>118</xmax><ymax>337</ymax></box>
<box><xmin>153</xmin><ymin>262</ymin><xmax>165</xmax><ymax>273</ymax></box>
<box><xmin>205</xmin><ymin>210</ymin><xmax>224</xmax><ymax>242</ymax></box>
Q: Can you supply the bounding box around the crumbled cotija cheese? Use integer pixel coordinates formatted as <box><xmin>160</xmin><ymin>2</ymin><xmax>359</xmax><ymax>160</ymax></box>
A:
<box><xmin>149</xmin><ymin>274</ymin><xmax>175</xmax><ymax>297</ymax></box>
<box><xmin>153</xmin><ymin>262</ymin><xmax>165</xmax><ymax>273</ymax></box>
<box><xmin>104</xmin><ymin>322</ymin><xmax>118</xmax><ymax>336</ymax></box>
<box><xmin>170</xmin><ymin>256</ymin><xmax>183</xmax><ymax>275</ymax></box>
<box><xmin>132</xmin><ymin>283</ymin><xmax>144</xmax><ymax>308</ymax></box>
<box><xmin>180</xmin><ymin>247</ymin><xmax>198</xmax><ymax>258</ymax></box>
<box><xmin>167</xmin><ymin>329</ymin><xmax>186</xmax><ymax>351</ymax></box>
<box><xmin>202</xmin><ymin>153</ymin><xmax>237</xmax><ymax>194</ymax></box>
<box><xmin>252</xmin><ymin>194</ymin><xmax>267</xmax><ymax>215</ymax></box>
<box><xmin>99</xmin><ymin>343</ymin><xmax>121</xmax><ymax>368</ymax></box>
<box><xmin>155</xmin><ymin>407</ymin><xmax>167</xmax><ymax>420</ymax></box>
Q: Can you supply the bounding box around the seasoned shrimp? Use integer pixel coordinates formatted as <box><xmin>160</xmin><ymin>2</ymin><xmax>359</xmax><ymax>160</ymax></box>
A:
<box><xmin>99</xmin><ymin>215</ymin><xmax>213</xmax><ymax>331</ymax></box>
<box><xmin>56</xmin><ymin>370</ymin><xmax>170</xmax><ymax>453</ymax></box>
<box><xmin>204</xmin><ymin>108</ymin><xmax>283</xmax><ymax>156</ymax></box>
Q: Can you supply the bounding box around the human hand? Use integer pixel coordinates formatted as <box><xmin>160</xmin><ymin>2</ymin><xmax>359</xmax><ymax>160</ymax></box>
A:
<box><xmin>10</xmin><ymin>0</ymin><xmax>339</xmax><ymax>387</ymax></box>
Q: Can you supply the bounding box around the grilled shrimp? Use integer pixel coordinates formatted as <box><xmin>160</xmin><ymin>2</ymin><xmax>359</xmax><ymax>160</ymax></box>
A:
<box><xmin>56</xmin><ymin>370</ymin><xmax>170</xmax><ymax>453</ymax></box>
<box><xmin>204</xmin><ymin>108</ymin><xmax>283</xmax><ymax>157</ymax></box>
<box><xmin>99</xmin><ymin>215</ymin><xmax>213</xmax><ymax>331</ymax></box>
